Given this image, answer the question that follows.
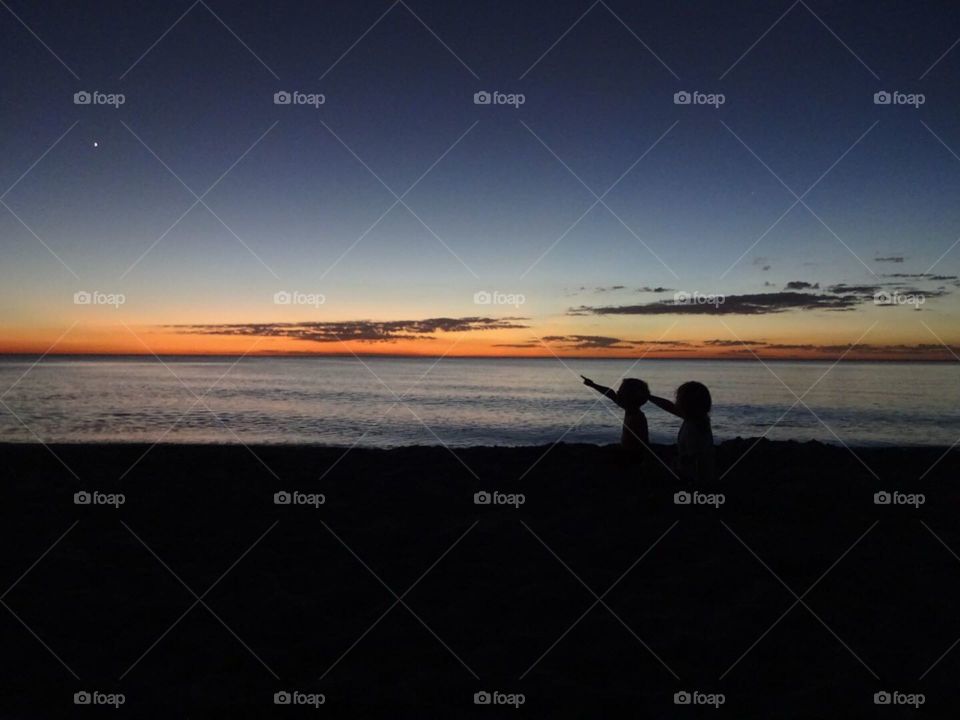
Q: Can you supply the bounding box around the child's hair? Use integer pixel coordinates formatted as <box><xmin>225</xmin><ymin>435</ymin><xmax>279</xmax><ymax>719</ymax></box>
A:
<box><xmin>676</xmin><ymin>381</ymin><xmax>711</xmax><ymax>424</ymax></box>
<box><xmin>617</xmin><ymin>378</ymin><xmax>650</xmax><ymax>409</ymax></box>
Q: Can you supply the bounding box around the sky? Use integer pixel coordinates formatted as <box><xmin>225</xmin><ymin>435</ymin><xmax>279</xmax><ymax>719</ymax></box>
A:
<box><xmin>2</xmin><ymin>0</ymin><xmax>960</xmax><ymax>359</ymax></box>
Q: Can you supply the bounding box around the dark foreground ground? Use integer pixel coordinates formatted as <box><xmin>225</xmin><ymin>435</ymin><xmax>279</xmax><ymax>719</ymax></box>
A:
<box><xmin>1</xmin><ymin>439</ymin><xmax>959</xmax><ymax>717</ymax></box>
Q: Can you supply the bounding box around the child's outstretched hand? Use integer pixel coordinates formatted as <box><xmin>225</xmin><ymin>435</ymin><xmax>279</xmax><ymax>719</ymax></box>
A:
<box><xmin>580</xmin><ymin>374</ymin><xmax>593</xmax><ymax>386</ymax></box>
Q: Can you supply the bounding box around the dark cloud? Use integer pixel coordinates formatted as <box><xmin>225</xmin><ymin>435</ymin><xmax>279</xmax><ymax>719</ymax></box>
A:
<box><xmin>573</xmin><ymin>291</ymin><xmax>861</xmax><ymax>316</ymax></box>
<box><xmin>824</xmin><ymin>283</ymin><xmax>882</xmax><ymax>297</ymax></box>
<box><xmin>875</xmin><ymin>256</ymin><xmax>905</xmax><ymax>263</ymax></box>
<box><xmin>703</xmin><ymin>339</ymin><xmax>769</xmax><ymax>347</ymax></box>
<box><xmin>753</xmin><ymin>257</ymin><xmax>771</xmax><ymax>271</ymax></box>
<box><xmin>537</xmin><ymin>335</ymin><xmax>692</xmax><ymax>350</ymax></box>
<box><xmin>168</xmin><ymin>317</ymin><xmax>528</xmax><ymax>344</ymax></box>
<box><xmin>785</xmin><ymin>281</ymin><xmax>820</xmax><ymax>290</ymax></box>
<box><xmin>882</xmin><ymin>273</ymin><xmax>958</xmax><ymax>281</ymax></box>
<box><xmin>637</xmin><ymin>286</ymin><xmax>673</xmax><ymax>293</ymax></box>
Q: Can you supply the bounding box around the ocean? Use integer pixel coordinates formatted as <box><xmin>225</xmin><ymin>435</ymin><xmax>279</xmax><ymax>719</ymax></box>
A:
<box><xmin>0</xmin><ymin>356</ymin><xmax>957</xmax><ymax>447</ymax></box>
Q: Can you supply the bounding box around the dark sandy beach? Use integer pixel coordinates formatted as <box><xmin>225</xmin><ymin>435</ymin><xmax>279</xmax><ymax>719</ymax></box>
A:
<box><xmin>1</xmin><ymin>439</ymin><xmax>958</xmax><ymax>716</ymax></box>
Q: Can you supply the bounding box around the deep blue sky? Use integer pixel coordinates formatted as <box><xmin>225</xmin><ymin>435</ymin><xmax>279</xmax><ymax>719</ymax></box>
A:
<box><xmin>2</xmin><ymin>0</ymin><xmax>960</xmax><ymax>356</ymax></box>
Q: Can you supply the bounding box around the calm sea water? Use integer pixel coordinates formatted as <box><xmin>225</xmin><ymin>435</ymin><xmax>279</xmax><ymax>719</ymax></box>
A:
<box><xmin>0</xmin><ymin>357</ymin><xmax>957</xmax><ymax>447</ymax></box>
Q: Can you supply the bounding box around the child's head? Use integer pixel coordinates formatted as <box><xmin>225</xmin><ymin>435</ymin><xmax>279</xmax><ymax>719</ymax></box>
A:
<box><xmin>676</xmin><ymin>381</ymin><xmax>711</xmax><ymax>420</ymax></box>
<box><xmin>617</xmin><ymin>378</ymin><xmax>650</xmax><ymax>409</ymax></box>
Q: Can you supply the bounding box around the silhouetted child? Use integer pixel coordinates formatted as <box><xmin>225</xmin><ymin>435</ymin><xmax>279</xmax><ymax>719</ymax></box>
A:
<box><xmin>581</xmin><ymin>375</ymin><xmax>650</xmax><ymax>460</ymax></box>
<box><xmin>649</xmin><ymin>381</ymin><xmax>715</xmax><ymax>483</ymax></box>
